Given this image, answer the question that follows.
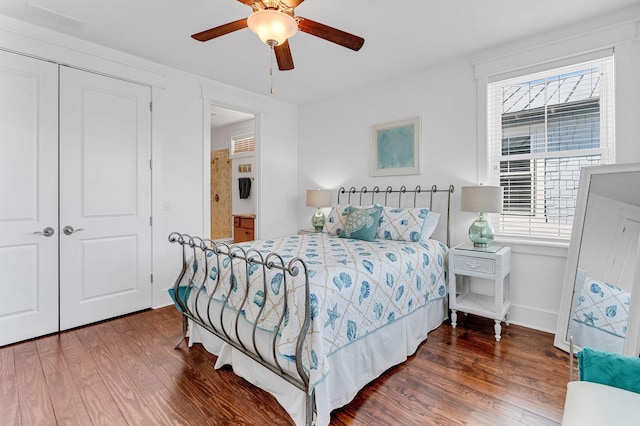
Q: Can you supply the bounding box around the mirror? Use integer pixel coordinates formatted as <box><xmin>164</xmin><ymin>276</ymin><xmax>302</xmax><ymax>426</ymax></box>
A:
<box><xmin>554</xmin><ymin>162</ymin><xmax>640</xmax><ymax>356</ymax></box>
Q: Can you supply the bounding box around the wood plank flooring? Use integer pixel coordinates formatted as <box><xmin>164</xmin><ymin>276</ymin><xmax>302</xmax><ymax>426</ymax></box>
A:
<box><xmin>0</xmin><ymin>307</ymin><xmax>570</xmax><ymax>425</ymax></box>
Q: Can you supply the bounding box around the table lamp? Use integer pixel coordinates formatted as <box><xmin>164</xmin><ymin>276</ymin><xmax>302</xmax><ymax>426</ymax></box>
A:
<box><xmin>461</xmin><ymin>185</ymin><xmax>503</xmax><ymax>248</ymax></box>
<box><xmin>306</xmin><ymin>189</ymin><xmax>332</xmax><ymax>231</ymax></box>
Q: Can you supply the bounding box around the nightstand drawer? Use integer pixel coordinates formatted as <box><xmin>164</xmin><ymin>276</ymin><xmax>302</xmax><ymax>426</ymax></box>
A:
<box><xmin>453</xmin><ymin>255</ymin><xmax>495</xmax><ymax>274</ymax></box>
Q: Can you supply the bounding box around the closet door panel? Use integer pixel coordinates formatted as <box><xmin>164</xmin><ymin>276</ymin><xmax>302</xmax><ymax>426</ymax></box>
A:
<box><xmin>0</xmin><ymin>51</ymin><xmax>59</xmax><ymax>346</ymax></box>
<box><xmin>59</xmin><ymin>67</ymin><xmax>152</xmax><ymax>330</ymax></box>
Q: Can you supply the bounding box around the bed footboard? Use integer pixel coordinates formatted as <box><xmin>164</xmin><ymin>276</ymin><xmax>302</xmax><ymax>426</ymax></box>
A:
<box><xmin>168</xmin><ymin>232</ymin><xmax>315</xmax><ymax>425</ymax></box>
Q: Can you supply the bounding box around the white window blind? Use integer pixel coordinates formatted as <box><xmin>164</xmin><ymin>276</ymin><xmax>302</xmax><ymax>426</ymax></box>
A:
<box><xmin>487</xmin><ymin>55</ymin><xmax>615</xmax><ymax>240</ymax></box>
<box><xmin>231</xmin><ymin>133</ymin><xmax>255</xmax><ymax>156</ymax></box>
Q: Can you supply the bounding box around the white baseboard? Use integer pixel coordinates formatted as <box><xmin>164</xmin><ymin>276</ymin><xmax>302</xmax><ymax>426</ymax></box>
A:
<box><xmin>507</xmin><ymin>304</ymin><xmax>558</xmax><ymax>334</ymax></box>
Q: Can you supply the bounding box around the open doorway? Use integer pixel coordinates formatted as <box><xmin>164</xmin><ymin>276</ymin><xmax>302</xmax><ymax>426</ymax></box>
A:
<box><xmin>210</xmin><ymin>104</ymin><xmax>256</xmax><ymax>242</ymax></box>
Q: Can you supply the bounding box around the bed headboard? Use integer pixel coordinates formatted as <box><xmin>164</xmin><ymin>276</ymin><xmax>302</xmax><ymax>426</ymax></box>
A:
<box><xmin>336</xmin><ymin>185</ymin><xmax>455</xmax><ymax>247</ymax></box>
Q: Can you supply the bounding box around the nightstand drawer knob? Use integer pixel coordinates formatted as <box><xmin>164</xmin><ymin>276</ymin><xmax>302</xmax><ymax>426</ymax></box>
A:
<box><xmin>466</xmin><ymin>260</ymin><xmax>481</xmax><ymax>269</ymax></box>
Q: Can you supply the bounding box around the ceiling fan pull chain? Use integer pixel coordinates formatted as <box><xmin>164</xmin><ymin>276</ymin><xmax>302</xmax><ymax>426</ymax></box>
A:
<box><xmin>269</xmin><ymin>44</ymin><xmax>274</xmax><ymax>95</ymax></box>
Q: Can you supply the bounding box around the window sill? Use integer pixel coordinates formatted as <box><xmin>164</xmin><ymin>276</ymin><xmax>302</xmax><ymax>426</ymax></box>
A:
<box><xmin>494</xmin><ymin>235</ymin><xmax>569</xmax><ymax>257</ymax></box>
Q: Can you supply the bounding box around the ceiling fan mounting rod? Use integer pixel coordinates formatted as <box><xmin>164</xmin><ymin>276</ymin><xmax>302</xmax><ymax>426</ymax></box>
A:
<box><xmin>251</xmin><ymin>0</ymin><xmax>295</xmax><ymax>16</ymax></box>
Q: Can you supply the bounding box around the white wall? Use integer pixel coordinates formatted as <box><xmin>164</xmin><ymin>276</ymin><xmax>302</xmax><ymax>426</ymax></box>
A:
<box><xmin>297</xmin><ymin>7</ymin><xmax>640</xmax><ymax>332</ymax></box>
<box><xmin>0</xmin><ymin>15</ymin><xmax>299</xmax><ymax>310</ymax></box>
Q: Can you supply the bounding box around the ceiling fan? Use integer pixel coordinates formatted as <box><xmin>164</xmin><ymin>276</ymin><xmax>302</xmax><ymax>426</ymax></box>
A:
<box><xmin>191</xmin><ymin>0</ymin><xmax>365</xmax><ymax>71</ymax></box>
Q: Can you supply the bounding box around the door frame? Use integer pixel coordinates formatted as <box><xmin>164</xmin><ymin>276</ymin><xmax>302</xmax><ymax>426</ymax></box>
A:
<box><xmin>202</xmin><ymin>100</ymin><xmax>259</xmax><ymax>240</ymax></box>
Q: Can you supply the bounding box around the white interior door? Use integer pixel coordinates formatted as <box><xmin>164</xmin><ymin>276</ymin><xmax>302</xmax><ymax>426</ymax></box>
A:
<box><xmin>0</xmin><ymin>51</ymin><xmax>59</xmax><ymax>346</ymax></box>
<box><xmin>59</xmin><ymin>67</ymin><xmax>152</xmax><ymax>330</ymax></box>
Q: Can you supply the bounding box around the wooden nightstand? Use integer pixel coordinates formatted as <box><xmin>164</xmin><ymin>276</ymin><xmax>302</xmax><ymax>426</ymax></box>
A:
<box><xmin>449</xmin><ymin>243</ymin><xmax>511</xmax><ymax>341</ymax></box>
<box><xmin>233</xmin><ymin>214</ymin><xmax>255</xmax><ymax>243</ymax></box>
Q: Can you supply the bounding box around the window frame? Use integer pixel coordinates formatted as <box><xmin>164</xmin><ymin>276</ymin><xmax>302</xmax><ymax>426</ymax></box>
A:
<box><xmin>230</xmin><ymin>132</ymin><xmax>255</xmax><ymax>159</ymax></box>
<box><xmin>483</xmin><ymin>54</ymin><xmax>615</xmax><ymax>242</ymax></box>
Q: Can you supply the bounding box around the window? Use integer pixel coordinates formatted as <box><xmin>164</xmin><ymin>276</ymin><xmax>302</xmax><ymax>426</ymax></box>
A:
<box><xmin>487</xmin><ymin>55</ymin><xmax>615</xmax><ymax>240</ymax></box>
<box><xmin>231</xmin><ymin>133</ymin><xmax>255</xmax><ymax>157</ymax></box>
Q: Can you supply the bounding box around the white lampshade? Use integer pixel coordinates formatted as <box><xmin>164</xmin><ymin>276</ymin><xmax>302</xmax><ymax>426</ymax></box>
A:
<box><xmin>306</xmin><ymin>189</ymin><xmax>332</xmax><ymax>208</ymax></box>
<box><xmin>461</xmin><ymin>186</ymin><xmax>503</xmax><ymax>213</ymax></box>
<box><xmin>247</xmin><ymin>10</ymin><xmax>298</xmax><ymax>46</ymax></box>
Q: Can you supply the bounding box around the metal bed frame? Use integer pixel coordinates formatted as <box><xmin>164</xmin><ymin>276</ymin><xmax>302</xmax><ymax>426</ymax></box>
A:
<box><xmin>168</xmin><ymin>184</ymin><xmax>454</xmax><ymax>426</ymax></box>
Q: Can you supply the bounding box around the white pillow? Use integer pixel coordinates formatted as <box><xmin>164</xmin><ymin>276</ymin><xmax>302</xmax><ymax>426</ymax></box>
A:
<box><xmin>420</xmin><ymin>211</ymin><xmax>441</xmax><ymax>240</ymax></box>
<box><xmin>376</xmin><ymin>206</ymin><xmax>429</xmax><ymax>242</ymax></box>
<box><xmin>323</xmin><ymin>204</ymin><xmax>350</xmax><ymax>235</ymax></box>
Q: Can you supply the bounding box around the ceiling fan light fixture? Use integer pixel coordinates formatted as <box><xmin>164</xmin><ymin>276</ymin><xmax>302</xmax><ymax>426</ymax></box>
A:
<box><xmin>247</xmin><ymin>9</ymin><xmax>298</xmax><ymax>46</ymax></box>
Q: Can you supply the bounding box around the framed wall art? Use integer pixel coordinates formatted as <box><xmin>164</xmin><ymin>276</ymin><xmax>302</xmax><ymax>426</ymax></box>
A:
<box><xmin>370</xmin><ymin>116</ymin><xmax>421</xmax><ymax>176</ymax></box>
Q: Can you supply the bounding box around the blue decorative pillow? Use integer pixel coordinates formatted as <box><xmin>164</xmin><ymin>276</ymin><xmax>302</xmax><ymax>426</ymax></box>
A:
<box><xmin>324</xmin><ymin>204</ymin><xmax>351</xmax><ymax>235</ymax></box>
<box><xmin>572</xmin><ymin>278</ymin><xmax>630</xmax><ymax>338</ymax></box>
<box><xmin>376</xmin><ymin>206</ymin><xmax>429</xmax><ymax>242</ymax></box>
<box><xmin>339</xmin><ymin>205</ymin><xmax>383</xmax><ymax>241</ymax></box>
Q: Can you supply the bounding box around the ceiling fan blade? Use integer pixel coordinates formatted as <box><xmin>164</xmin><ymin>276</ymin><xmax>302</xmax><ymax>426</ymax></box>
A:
<box><xmin>283</xmin><ymin>0</ymin><xmax>305</xmax><ymax>7</ymax></box>
<box><xmin>191</xmin><ymin>18</ymin><xmax>248</xmax><ymax>42</ymax></box>
<box><xmin>297</xmin><ymin>17</ymin><xmax>364</xmax><ymax>51</ymax></box>
<box><xmin>274</xmin><ymin>40</ymin><xmax>294</xmax><ymax>71</ymax></box>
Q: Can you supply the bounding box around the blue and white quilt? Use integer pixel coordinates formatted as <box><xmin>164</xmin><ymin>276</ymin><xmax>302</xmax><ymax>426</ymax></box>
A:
<box><xmin>572</xmin><ymin>278</ymin><xmax>631</xmax><ymax>338</ymax></box>
<box><xmin>180</xmin><ymin>233</ymin><xmax>448</xmax><ymax>391</ymax></box>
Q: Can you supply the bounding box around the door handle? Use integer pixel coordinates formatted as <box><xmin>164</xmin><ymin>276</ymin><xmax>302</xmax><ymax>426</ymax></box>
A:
<box><xmin>33</xmin><ymin>226</ymin><xmax>55</xmax><ymax>237</ymax></box>
<box><xmin>63</xmin><ymin>225</ymin><xmax>84</xmax><ymax>235</ymax></box>
<box><xmin>214</xmin><ymin>194</ymin><xmax>220</xmax><ymax>202</ymax></box>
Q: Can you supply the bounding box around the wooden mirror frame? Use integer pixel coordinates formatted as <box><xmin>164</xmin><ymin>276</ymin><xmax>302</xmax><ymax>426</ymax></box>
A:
<box><xmin>554</xmin><ymin>162</ymin><xmax>640</xmax><ymax>356</ymax></box>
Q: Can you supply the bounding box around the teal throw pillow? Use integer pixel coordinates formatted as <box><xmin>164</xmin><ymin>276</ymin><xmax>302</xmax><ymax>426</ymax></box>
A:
<box><xmin>578</xmin><ymin>346</ymin><xmax>640</xmax><ymax>394</ymax></box>
<box><xmin>168</xmin><ymin>285</ymin><xmax>192</xmax><ymax>313</ymax></box>
<box><xmin>339</xmin><ymin>205</ymin><xmax>383</xmax><ymax>241</ymax></box>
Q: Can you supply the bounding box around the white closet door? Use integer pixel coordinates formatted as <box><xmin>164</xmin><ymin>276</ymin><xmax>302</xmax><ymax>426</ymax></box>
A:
<box><xmin>0</xmin><ymin>51</ymin><xmax>59</xmax><ymax>346</ymax></box>
<box><xmin>59</xmin><ymin>67</ymin><xmax>152</xmax><ymax>330</ymax></box>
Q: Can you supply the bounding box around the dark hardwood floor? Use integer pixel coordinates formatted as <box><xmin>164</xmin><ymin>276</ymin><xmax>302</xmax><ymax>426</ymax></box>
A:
<box><xmin>0</xmin><ymin>307</ymin><xmax>570</xmax><ymax>425</ymax></box>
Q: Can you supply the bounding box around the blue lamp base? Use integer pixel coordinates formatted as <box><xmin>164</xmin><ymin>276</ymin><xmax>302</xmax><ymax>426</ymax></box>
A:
<box><xmin>468</xmin><ymin>212</ymin><xmax>495</xmax><ymax>248</ymax></box>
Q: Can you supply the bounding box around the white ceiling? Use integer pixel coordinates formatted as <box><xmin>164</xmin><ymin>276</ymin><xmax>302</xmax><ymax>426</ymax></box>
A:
<box><xmin>1</xmin><ymin>0</ymin><xmax>638</xmax><ymax>105</ymax></box>
<box><xmin>211</xmin><ymin>104</ymin><xmax>254</xmax><ymax>129</ymax></box>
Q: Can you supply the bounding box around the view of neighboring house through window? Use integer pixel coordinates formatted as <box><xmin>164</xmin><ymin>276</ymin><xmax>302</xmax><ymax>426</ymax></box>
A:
<box><xmin>487</xmin><ymin>55</ymin><xmax>615</xmax><ymax>240</ymax></box>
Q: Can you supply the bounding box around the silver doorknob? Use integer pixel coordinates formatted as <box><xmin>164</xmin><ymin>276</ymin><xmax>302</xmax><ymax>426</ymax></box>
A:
<box><xmin>63</xmin><ymin>225</ymin><xmax>84</xmax><ymax>235</ymax></box>
<box><xmin>33</xmin><ymin>226</ymin><xmax>55</xmax><ymax>237</ymax></box>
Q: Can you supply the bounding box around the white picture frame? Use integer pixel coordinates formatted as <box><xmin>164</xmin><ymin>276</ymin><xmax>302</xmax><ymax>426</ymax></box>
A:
<box><xmin>370</xmin><ymin>116</ymin><xmax>421</xmax><ymax>176</ymax></box>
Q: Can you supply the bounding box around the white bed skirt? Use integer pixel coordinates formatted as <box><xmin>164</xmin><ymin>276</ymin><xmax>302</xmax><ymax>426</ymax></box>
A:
<box><xmin>189</xmin><ymin>297</ymin><xmax>447</xmax><ymax>426</ymax></box>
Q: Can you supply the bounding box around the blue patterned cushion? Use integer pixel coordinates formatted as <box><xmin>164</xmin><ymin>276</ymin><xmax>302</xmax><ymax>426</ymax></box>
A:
<box><xmin>323</xmin><ymin>204</ymin><xmax>350</xmax><ymax>235</ymax></box>
<box><xmin>376</xmin><ymin>207</ymin><xmax>429</xmax><ymax>242</ymax></box>
<box><xmin>339</xmin><ymin>205</ymin><xmax>383</xmax><ymax>241</ymax></box>
<box><xmin>572</xmin><ymin>278</ymin><xmax>630</xmax><ymax>338</ymax></box>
